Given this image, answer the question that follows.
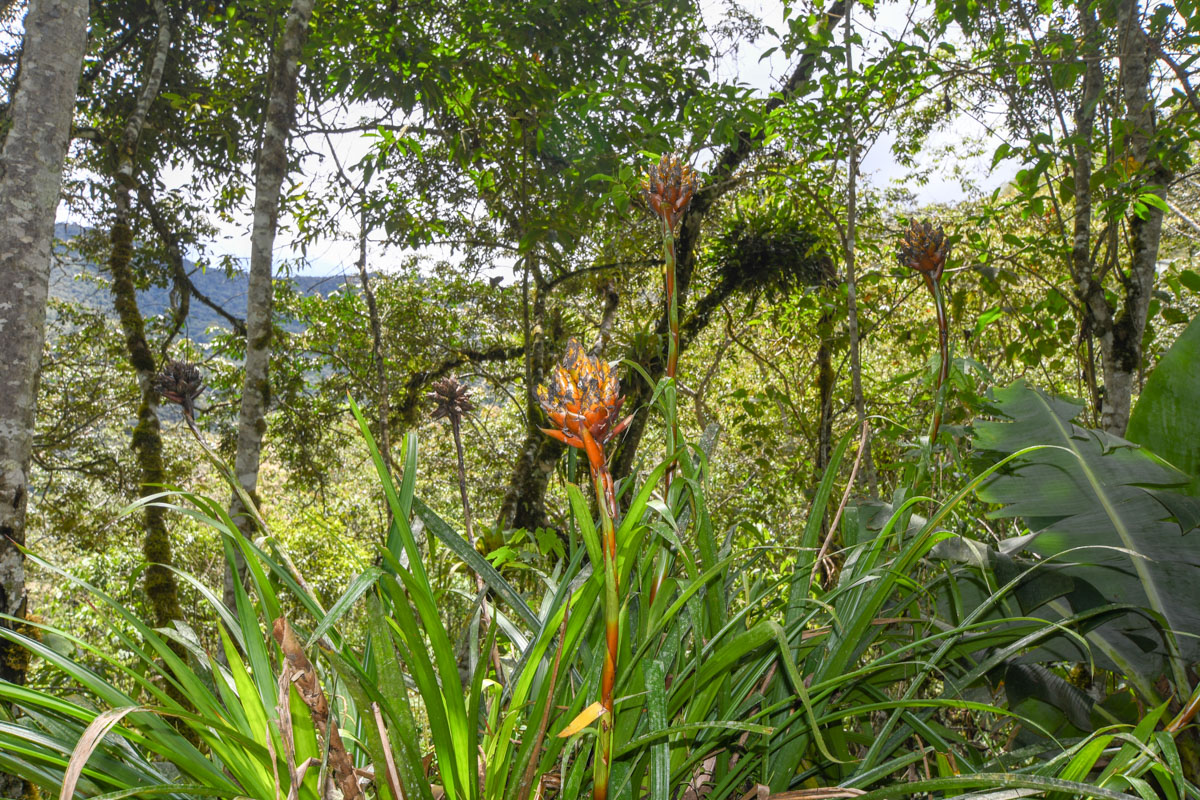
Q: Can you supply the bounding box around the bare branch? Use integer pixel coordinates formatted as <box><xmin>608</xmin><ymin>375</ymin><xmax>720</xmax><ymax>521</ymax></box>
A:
<box><xmin>1155</xmin><ymin>43</ymin><xmax>1200</xmax><ymax>119</ymax></box>
<box><xmin>544</xmin><ymin>258</ymin><xmax>659</xmax><ymax>291</ymax></box>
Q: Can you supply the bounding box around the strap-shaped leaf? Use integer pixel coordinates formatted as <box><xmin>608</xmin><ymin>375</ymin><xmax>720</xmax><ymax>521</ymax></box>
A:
<box><xmin>412</xmin><ymin>496</ymin><xmax>539</xmax><ymax>630</ymax></box>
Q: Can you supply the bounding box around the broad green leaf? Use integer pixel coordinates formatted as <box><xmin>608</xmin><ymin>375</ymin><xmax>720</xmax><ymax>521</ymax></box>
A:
<box><xmin>644</xmin><ymin>660</ymin><xmax>669</xmax><ymax>800</ymax></box>
<box><xmin>1127</xmin><ymin>312</ymin><xmax>1200</xmax><ymax>478</ymax></box>
<box><xmin>974</xmin><ymin>381</ymin><xmax>1200</xmax><ymax>689</ymax></box>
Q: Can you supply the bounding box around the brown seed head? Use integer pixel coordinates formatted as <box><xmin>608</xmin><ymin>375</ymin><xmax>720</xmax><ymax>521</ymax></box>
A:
<box><xmin>154</xmin><ymin>360</ymin><xmax>204</xmax><ymax>417</ymax></box>
<box><xmin>643</xmin><ymin>153</ymin><xmax>700</xmax><ymax>231</ymax></box>
<box><xmin>430</xmin><ymin>377</ymin><xmax>473</xmax><ymax>424</ymax></box>
<box><xmin>897</xmin><ymin>219</ymin><xmax>949</xmax><ymax>281</ymax></box>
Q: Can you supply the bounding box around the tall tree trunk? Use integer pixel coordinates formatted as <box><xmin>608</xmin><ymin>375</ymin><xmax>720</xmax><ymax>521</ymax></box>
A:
<box><xmin>815</xmin><ymin>305</ymin><xmax>835</xmax><ymax>476</ymax></box>
<box><xmin>1071</xmin><ymin>0</ymin><xmax>1170</xmax><ymax>436</ymax></box>
<box><xmin>0</xmin><ymin>1</ymin><xmax>86</xmax><ymax>796</ymax></box>
<box><xmin>224</xmin><ymin>0</ymin><xmax>315</xmax><ymax>611</ymax></box>
<box><xmin>1070</xmin><ymin>0</ymin><xmax>1107</xmax><ymax>422</ymax></box>
<box><xmin>498</xmin><ymin>260</ymin><xmax>562</xmax><ymax>535</ymax></box>
<box><xmin>356</xmin><ymin>202</ymin><xmax>391</xmax><ymax>476</ymax></box>
<box><xmin>841</xmin><ymin>0</ymin><xmax>877</xmax><ymax>497</ymax></box>
<box><xmin>1096</xmin><ymin>0</ymin><xmax>1170</xmax><ymax>436</ymax></box>
<box><xmin>105</xmin><ymin>0</ymin><xmax>185</xmax><ymax>633</ymax></box>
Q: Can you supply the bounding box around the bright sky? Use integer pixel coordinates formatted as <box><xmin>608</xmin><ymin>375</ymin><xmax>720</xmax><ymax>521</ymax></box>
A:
<box><xmin>707</xmin><ymin>0</ymin><xmax>1016</xmax><ymax>204</ymax></box>
<box><xmin>69</xmin><ymin>0</ymin><xmax>1016</xmax><ymax>278</ymax></box>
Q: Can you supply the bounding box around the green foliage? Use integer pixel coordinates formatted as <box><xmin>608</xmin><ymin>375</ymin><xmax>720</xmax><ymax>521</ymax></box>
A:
<box><xmin>710</xmin><ymin>196</ymin><xmax>834</xmax><ymax>302</ymax></box>
<box><xmin>1128</xmin><ymin>313</ymin><xmax>1200</xmax><ymax>479</ymax></box>
<box><xmin>7</xmin><ymin>376</ymin><xmax>1198</xmax><ymax>797</ymax></box>
<box><xmin>13</xmin><ymin>0</ymin><xmax>1200</xmax><ymax>796</ymax></box>
<box><xmin>966</xmin><ymin>381</ymin><xmax>1200</xmax><ymax>694</ymax></box>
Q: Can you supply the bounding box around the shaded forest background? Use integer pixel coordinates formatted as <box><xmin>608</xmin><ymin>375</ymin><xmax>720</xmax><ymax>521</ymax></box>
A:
<box><xmin>2</xmin><ymin>0</ymin><xmax>1200</xmax><ymax>796</ymax></box>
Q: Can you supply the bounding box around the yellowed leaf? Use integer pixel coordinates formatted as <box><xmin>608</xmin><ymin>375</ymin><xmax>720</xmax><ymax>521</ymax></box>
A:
<box><xmin>556</xmin><ymin>700</ymin><xmax>605</xmax><ymax>738</ymax></box>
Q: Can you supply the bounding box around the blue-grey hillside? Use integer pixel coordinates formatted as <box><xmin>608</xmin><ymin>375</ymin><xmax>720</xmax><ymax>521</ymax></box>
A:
<box><xmin>49</xmin><ymin>223</ymin><xmax>352</xmax><ymax>343</ymax></box>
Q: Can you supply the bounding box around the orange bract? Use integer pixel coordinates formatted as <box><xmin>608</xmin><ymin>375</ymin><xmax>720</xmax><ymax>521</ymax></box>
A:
<box><xmin>537</xmin><ymin>339</ymin><xmax>631</xmax><ymax>466</ymax></box>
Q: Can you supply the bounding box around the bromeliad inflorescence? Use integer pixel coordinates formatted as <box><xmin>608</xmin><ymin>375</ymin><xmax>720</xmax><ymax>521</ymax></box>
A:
<box><xmin>644</xmin><ymin>153</ymin><xmax>699</xmax><ymax>233</ymax></box>
<box><xmin>154</xmin><ymin>360</ymin><xmax>204</xmax><ymax>420</ymax></box>
<box><xmin>642</xmin><ymin>153</ymin><xmax>699</xmax><ymax>604</ymax></box>
<box><xmin>430</xmin><ymin>375</ymin><xmax>505</xmax><ymax>680</ymax></box>
<box><xmin>642</xmin><ymin>153</ymin><xmax>698</xmax><ymax>382</ymax></box>
<box><xmin>430</xmin><ymin>375</ymin><xmax>474</xmax><ymax>425</ymax></box>
<box><xmin>537</xmin><ymin>338</ymin><xmax>630</xmax><ymax>800</ymax></box>
<box><xmin>537</xmin><ymin>338</ymin><xmax>631</xmax><ymax>491</ymax></box>
<box><xmin>897</xmin><ymin>219</ymin><xmax>952</xmax><ymax>446</ymax></box>
<box><xmin>897</xmin><ymin>219</ymin><xmax>948</xmax><ymax>286</ymax></box>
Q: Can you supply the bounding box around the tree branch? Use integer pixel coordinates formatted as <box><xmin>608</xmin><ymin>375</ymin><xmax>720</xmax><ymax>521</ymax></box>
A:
<box><xmin>1154</xmin><ymin>43</ymin><xmax>1200</xmax><ymax>119</ymax></box>
<box><xmin>134</xmin><ymin>182</ymin><xmax>190</xmax><ymax>356</ymax></box>
<box><xmin>544</xmin><ymin>258</ymin><xmax>660</xmax><ymax>292</ymax></box>
<box><xmin>182</xmin><ymin>271</ymin><xmax>247</xmax><ymax>336</ymax></box>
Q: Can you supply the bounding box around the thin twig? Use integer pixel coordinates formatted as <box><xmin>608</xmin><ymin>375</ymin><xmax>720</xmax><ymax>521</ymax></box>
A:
<box><xmin>371</xmin><ymin>702</ymin><xmax>407</xmax><ymax>800</ymax></box>
<box><xmin>450</xmin><ymin>415</ymin><xmax>505</xmax><ymax>684</ymax></box>
<box><xmin>812</xmin><ymin>420</ymin><xmax>870</xmax><ymax>589</ymax></box>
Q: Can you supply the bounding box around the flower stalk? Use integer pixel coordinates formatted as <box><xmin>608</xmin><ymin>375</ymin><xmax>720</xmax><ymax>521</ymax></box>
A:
<box><xmin>537</xmin><ymin>340</ymin><xmax>630</xmax><ymax>800</ymax></box>
<box><xmin>588</xmin><ymin>426</ymin><xmax>619</xmax><ymax>800</ymax></box>
<box><xmin>431</xmin><ymin>377</ymin><xmax>504</xmax><ymax>683</ymax></box>
<box><xmin>643</xmin><ymin>154</ymin><xmax>698</xmax><ymax>604</ymax></box>
<box><xmin>644</xmin><ymin>153</ymin><xmax>698</xmax><ymax>385</ymax></box>
<box><xmin>897</xmin><ymin>220</ymin><xmax>951</xmax><ymax>448</ymax></box>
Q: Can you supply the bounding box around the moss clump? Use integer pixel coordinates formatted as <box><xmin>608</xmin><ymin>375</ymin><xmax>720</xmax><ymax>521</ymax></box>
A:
<box><xmin>712</xmin><ymin>204</ymin><xmax>835</xmax><ymax>301</ymax></box>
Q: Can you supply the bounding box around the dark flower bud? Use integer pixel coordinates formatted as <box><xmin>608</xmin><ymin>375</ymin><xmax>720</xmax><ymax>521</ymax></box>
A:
<box><xmin>430</xmin><ymin>376</ymin><xmax>473</xmax><ymax>424</ymax></box>
<box><xmin>154</xmin><ymin>360</ymin><xmax>204</xmax><ymax>418</ymax></box>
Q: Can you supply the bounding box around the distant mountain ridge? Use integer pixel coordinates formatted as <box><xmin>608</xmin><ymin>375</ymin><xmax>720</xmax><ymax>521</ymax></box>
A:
<box><xmin>50</xmin><ymin>223</ymin><xmax>352</xmax><ymax>343</ymax></box>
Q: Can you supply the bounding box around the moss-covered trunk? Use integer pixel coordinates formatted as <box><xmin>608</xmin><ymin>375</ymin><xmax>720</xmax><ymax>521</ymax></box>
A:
<box><xmin>107</xmin><ymin>219</ymin><xmax>184</xmax><ymax>630</ymax></box>
<box><xmin>104</xmin><ymin>0</ymin><xmax>184</xmax><ymax>632</ymax></box>
<box><xmin>815</xmin><ymin>306</ymin><xmax>835</xmax><ymax>476</ymax></box>
<box><xmin>1100</xmin><ymin>0</ymin><xmax>1170</xmax><ymax>437</ymax></box>
<box><xmin>497</xmin><ymin>265</ymin><xmax>562</xmax><ymax>536</ymax></box>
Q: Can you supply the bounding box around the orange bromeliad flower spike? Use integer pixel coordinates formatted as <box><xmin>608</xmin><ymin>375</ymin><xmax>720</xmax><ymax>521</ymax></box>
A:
<box><xmin>897</xmin><ymin>219</ymin><xmax>949</xmax><ymax>284</ymax></box>
<box><xmin>538</xmin><ymin>338</ymin><xmax>629</xmax><ymax>800</ymax></box>
<box><xmin>537</xmin><ymin>338</ymin><xmax>631</xmax><ymax>470</ymax></box>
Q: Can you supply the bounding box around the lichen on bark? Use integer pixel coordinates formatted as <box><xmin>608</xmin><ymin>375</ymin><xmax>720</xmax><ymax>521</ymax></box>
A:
<box><xmin>224</xmin><ymin>0</ymin><xmax>316</xmax><ymax>611</ymax></box>
<box><xmin>0</xmin><ymin>0</ymin><xmax>88</xmax><ymax>795</ymax></box>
